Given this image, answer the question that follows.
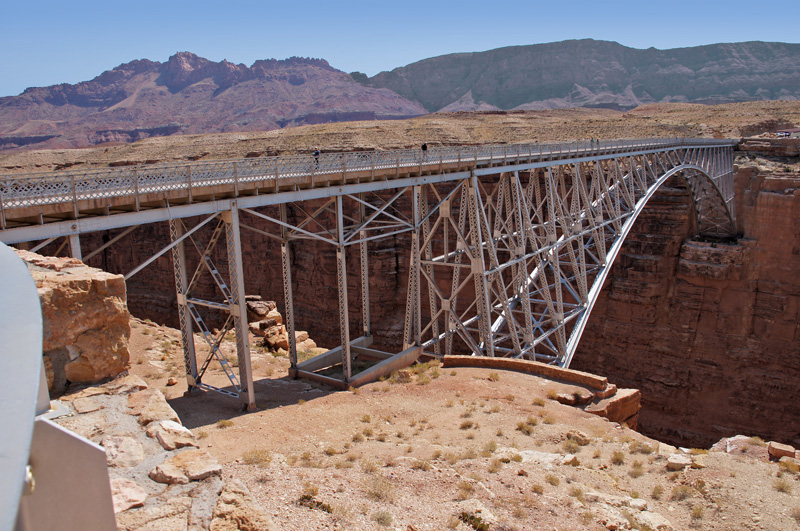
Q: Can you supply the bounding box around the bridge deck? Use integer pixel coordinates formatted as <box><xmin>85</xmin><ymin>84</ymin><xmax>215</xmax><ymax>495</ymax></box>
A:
<box><xmin>0</xmin><ymin>138</ymin><xmax>736</xmax><ymax>243</ymax></box>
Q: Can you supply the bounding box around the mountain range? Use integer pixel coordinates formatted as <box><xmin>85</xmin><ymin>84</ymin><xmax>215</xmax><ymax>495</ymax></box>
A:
<box><xmin>1</xmin><ymin>39</ymin><xmax>799</xmax><ymax>152</ymax></box>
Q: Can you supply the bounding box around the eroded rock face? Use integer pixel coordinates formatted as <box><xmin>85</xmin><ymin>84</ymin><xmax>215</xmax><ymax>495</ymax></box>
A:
<box><xmin>16</xmin><ymin>250</ymin><xmax>131</xmax><ymax>392</ymax></box>
<box><xmin>572</xmin><ymin>159</ymin><xmax>800</xmax><ymax>448</ymax></box>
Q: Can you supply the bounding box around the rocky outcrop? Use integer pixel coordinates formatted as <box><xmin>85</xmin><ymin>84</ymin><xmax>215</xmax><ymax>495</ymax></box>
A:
<box><xmin>17</xmin><ymin>250</ymin><xmax>130</xmax><ymax>392</ymax></box>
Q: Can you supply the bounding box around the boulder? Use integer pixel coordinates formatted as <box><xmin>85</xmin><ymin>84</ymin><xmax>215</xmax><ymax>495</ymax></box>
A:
<box><xmin>103</xmin><ymin>436</ymin><xmax>145</xmax><ymax>468</ymax></box>
<box><xmin>585</xmin><ymin>388</ymin><xmax>641</xmax><ymax>424</ymax></box>
<box><xmin>768</xmin><ymin>441</ymin><xmax>796</xmax><ymax>460</ymax></box>
<box><xmin>17</xmin><ymin>250</ymin><xmax>131</xmax><ymax>388</ymax></box>
<box><xmin>104</xmin><ymin>373</ymin><xmax>148</xmax><ymax>395</ymax></box>
<box><xmin>244</xmin><ymin>295</ymin><xmax>276</xmax><ymax>322</ymax></box>
<box><xmin>630</xmin><ymin>510</ymin><xmax>674</xmax><ymax>531</ymax></box>
<box><xmin>116</xmin><ymin>496</ymin><xmax>192</xmax><ymax>530</ymax></box>
<box><xmin>128</xmin><ymin>389</ymin><xmax>181</xmax><ymax>425</ymax></box>
<box><xmin>146</xmin><ymin>419</ymin><xmax>199</xmax><ymax>450</ymax></box>
<box><xmin>110</xmin><ymin>478</ymin><xmax>148</xmax><ymax>514</ymax></box>
<box><xmin>666</xmin><ymin>453</ymin><xmax>692</xmax><ymax>471</ymax></box>
<box><xmin>152</xmin><ymin>449</ymin><xmax>223</xmax><ymax>482</ymax></box>
<box><xmin>73</xmin><ymin>396</ymin><xmax>104</xmax><ymax>414</ymax></box>
<box><xmin>266</xmin><ymin>308</ymin><xmax>283</xmax><ymax>325</ymax></box>
<box><xmin>210</xmin><ymin>479</ymin><xmax>278</xmax><ymax>531</ymax></box>
<box><xmin>149</xmin><ymin>462</ymin><xmax>190</xmax><ymax>485</ymax></box>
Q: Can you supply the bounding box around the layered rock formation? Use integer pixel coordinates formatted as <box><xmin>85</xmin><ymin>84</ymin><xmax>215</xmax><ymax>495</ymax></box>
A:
<box><xmin>17</xmin><ymin>250</ymin><xmax>131</xmax><ymax>392</ymax></box>
<box><xmin>572</xmin><ymin>140</ymin><xmax>800</xmax><ymax>447</ymax></box>
<box><xmin>0</xmin><ymin>52</ymin><xmax>426</xmax><ymax>151</ymax></box>
<box><xmin>363</xmin><ymin>39</ymin><xmax>800</xmax><ymax>112</ymax></box>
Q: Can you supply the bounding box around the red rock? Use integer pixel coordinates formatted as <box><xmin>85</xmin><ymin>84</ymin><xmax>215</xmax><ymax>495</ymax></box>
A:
<box><xmin>768</xmin><ymin>441</ymin><xmax>796</xmax><ymax>459</ymax></box>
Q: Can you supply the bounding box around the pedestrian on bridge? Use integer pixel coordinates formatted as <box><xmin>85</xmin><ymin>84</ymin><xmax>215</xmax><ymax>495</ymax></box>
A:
<box><xmin>421</xmin><ymin>142</ymin><xmax>428</xmax><ymax>161</ymax></box>
<box><xmin>313</xmin><ymin>148</ymin><xmax>320</xmax><ymax>169</ymax></box>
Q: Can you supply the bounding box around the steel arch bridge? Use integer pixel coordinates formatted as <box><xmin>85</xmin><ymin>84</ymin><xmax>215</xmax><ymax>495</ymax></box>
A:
<box><xmin>0</xmin><ymin>138</ymin><xmax>736</xmax><ymax>409</ymax></box>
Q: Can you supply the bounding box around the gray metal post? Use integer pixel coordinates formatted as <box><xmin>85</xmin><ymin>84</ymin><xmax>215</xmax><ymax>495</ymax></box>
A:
<box><xmin>280</xmin><ymin>203</ymin><xmax>297</xmax><ymax>369</ymax></box>
<box><xmin>359</xmin><ymin>194</ymin><xmax>370</xmax><ymax>337</ymax></box>
<box><xmin>222</xmin><ymin>204</ymin><xmax>255</xmax><ymax>410</ymax></box>
<box><xmin>335</xmin><ymin>195</ymin><xmax>352</xmax><ymax>381</ymax></box>
<box><xmin>169</xmin><ymin>220</ymin><xmax>198</xmax><ymax>387</ymax></box>
<box><xmin>68</xmin><ymin>234</ymin><xmax>81</xmax><ymax>261</ymax></box>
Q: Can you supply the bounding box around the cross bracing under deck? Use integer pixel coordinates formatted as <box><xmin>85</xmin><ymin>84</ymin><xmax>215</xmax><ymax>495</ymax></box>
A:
<box><xmin>0</xmin><ymin>138</ymin><xmax>737</xmax><ymax>409</ymax></box>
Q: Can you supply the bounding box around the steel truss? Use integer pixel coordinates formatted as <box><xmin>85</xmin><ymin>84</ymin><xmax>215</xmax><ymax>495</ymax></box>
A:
<box><xmin>404</xmin><ymin>147</ymin><xmax>736</xmax><ymax>368</ymax></box>
<box><xmin>169</xmin><ymin>204</ymin><xmax>255</xmax><ymax>409</ymax></box>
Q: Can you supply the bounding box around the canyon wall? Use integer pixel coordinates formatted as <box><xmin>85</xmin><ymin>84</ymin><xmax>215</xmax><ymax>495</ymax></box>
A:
<box><xmin>572</xmin><ymin>143</ymin><xmax>800</xmax><ymax>447</ymax></box>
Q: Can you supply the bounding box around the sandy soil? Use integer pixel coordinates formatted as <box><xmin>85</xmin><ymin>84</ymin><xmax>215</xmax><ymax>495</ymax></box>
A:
<box><xmin>122</xmin><ymin>317</ymin><xmax>800</xmax><ymax>531</ymax></box>
<box><xmin>3</xmin><ymin>101</ymin><xmax>799</xmax><ymax>175</ymax></box>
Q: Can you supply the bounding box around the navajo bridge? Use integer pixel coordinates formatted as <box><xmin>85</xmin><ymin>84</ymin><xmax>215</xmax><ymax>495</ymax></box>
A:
<box><xmin>0</xmin><ymin>138</ymin><xmax>737</xmax><ymax>411</ymax></box>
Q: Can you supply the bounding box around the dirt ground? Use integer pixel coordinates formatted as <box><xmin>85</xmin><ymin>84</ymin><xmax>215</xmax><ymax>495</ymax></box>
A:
<box><xmin>122</xmin><ymin>317</ymin><xmax>800</xmax><ymax>531</ymax></box>
<box><xmin>3</xmin><ymin>101</ymin><xmax>800</xmax><ymax>175</ymax></box>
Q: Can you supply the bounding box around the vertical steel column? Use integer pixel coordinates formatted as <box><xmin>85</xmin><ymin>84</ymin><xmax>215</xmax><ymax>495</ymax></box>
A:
<box><xmin>280</xmin><ymin>203</ymin><xmax>297</xmax><ymax>370</ymax></box>
<box><xmin>335</xmin><ymin>195</ymin><xmax>352</xmax><ymax>381</ymax></box>
<box><xmin>467</xmin><ymin>175</ymin><xmax>494</xmax><ymax>356</ymax></box>
<box><xmin>402</xmin><ymin>186</ymin><xmax>421</xmax><ymax>349</ymax></box>
<box><xmin>359</xmin><ymin>194</ymin><xmax>370</xmax><ymax>337</ymax></box>
<box><xmin>222</xmin><ymin>204</ymin><xmax>255</xmax><ymax>410</ymax></box>
<box><xmin>169</xmin><ymin>220</ymin><xmax>198</xmax><ymax>388</ymax></box>
<box><xmin>69</xmin><ymin>234</ymin><xmax>82</xmax><ymax>261</ymax></box>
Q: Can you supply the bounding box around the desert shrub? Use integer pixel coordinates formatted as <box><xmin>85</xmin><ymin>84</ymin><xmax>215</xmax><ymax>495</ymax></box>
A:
<box><xmin>487</xmin><ymin>372</ymin><xmax>500</xmax><ymax>382</ymax></box>
<box><xmin>651</xmin><ymin>485</ymin><xmax>664</xmax><ymax>500</ymax></box>
<box><xmin>671</xmin><ymin>485</ymin><xmax>692</xmax><ymax>501</ymax></box>
<box><xmin>373</xmin><ymin>510</ymin><xmax>393</xmax><ymax>526</ymax></box>
<box><xmin>216</xmin><ymin>419</ymin><xmax>234</xmax><ymax>429</ymax></box>
<box><xmin>611</xmin><ymin>451</ymin><xmax>625</xmax><ymax>465</ymax></box>
<box><xmin>774</xmin><ymin>478</ymin><xmax>792</xmax><ymax>493</ymax></box>
<box><xmin>242</xmin><ymin>449</ymin><xmax>271</xmax><ymax>466</ymax></box>
<box><xmin>545</xmin><ymin>474</ymin><xmax>560</xmax><ymax>486</ymax></box>
<box><xmin>365</xmin><ymin>475</ymin><xmax>395</xmax><ymax>502</ymax></box>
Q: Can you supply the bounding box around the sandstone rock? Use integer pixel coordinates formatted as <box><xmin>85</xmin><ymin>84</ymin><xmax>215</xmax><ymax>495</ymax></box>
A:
<box><xmin>566</xmin><ymin>430</ymin><xmax>591</xmax><ymax>446</ymax></box>
<box><xmin>630</xmin><ymin>510</ymin><xmax>674</xmax><ymax>531</ymax></box>
<box><xmin>691</xmin><ymin>455</ymin><xmax>708</xmax><ymax>469</ymax></box>
<box><xmin>147</xmin><ymin>419</ymin><xmax>199</xmax><ymax>450</ymax></box>
<box><xmin>263</xmin><ymin>325</ymin><xmax>288</xmax><ymax>350</ymax></box>
<box><xmin>103</xmin><ymin>436</ymin><xmax>145</xmax><ymax>468</ymax></box>
<box><xmin>593</xmin><ymin>504</ymin><xmax>628</xmax><ymax>530</ymax></box>
<box><xmin>150</xmin><ymin>462</ymin><xmax>190</xmax><ymax>485</ymax></box>
<box><xmin>105</xmin><ymin>373</ymin><xmax>148</xmax><ymax>394</ymax></box>
<box><xmin>297</xmin><ymin>338</ymin><xmax>317</xmax><ymax>352</ymax></box>
<box><xmin>65</xmin><ymin>386</ymin><xmax>110</xmax><ymax>401</ymax></box>
<box><xmin>166</xmin><ymin>376</ymin><xmax>178</xmax><ymax>386</ymax></box>
<box><xmin>629</xmin><ymin>499</ymin><xmax>648</xmax><ymax>511</ymax></box>
<box><xmin>128</xmin><ymin>389</ymin><xmax>180</xmax><ymax>425</ymax></box>
<box><xmin>245</xmin><ymin>296</ymin><xmax>277</xmax><ymax>322</ymax></box>
<box><xmin>19</xmin><ymin>250</ymin><xmax>131</xmax><ymax>385</ymax></box>
<box><xmin>116</xmin><ymin>496</ymin><xmax>192</xmax><ymax>530</ymax></box>
<box><xmin>585</xmin><ymin>388</ymin><xmax>641</xmax><ymax>424</ymax></box>
<box><xmin>73</xmin><ymin>396</ymin><xmax>104</xmax><ymax>413</ymax></box>
<box><xmin>666</xmin><ymin>453</ymin><xmax>692</xmax><ymax>471</ymax></box>
<box><xmin>779</xmin><ymin>456</ymin><xmax>800</xmax><ymax>469</ymax></box>
<box><xmin>266</xmin><ymin>308</ymin><xmax>283</xmax><ymax>325</ymax></box>
<box><xmin>658</xmin><ymin>442</ymin><xmax>678</xmax><ymax>456</ymax></box>
<box><xmin>210</xmin><ymin>479</ymin><xmax>278</xmax><ymax>531</ymax></box>
<box><xmin>295</xmin><ymin>330</ymin><xmax>309</xmax><ymax>343</ymax></box>
<box><xmin>110</xmin><ymin>478</ymin><xmax>148</xmax><ymax>514</ymax></box>
<box><xmin>768</xmin><ymin>441</ymin><xmax>795</xmax><ymax>459</ymax></box>
<box><xmin>171</xmin><ymin>449</ymin><xmax>222</xmax><ymax>481</ymax></box>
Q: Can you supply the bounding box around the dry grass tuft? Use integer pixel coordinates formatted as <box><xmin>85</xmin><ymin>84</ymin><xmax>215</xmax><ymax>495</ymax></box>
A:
<box><xmin>216</xmin><ymin>419</ymin><xmax>234</xmax><ymax>429</ymax></box>
<box><xmin>242</xmin><ymin>448</ymin><xmax>272</xmax><ymax>466</ymax></box>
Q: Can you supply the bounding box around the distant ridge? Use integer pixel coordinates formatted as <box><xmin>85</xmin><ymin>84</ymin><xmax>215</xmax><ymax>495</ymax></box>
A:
<box><xmin>0</xmin><ymin>52</ymin><xmax>426</xmax><ymax>151</ymax></box>
<box><xmin>357</xmin><ymin>39</ymin><xmax>800</xmax><ymax>112</ymax></box>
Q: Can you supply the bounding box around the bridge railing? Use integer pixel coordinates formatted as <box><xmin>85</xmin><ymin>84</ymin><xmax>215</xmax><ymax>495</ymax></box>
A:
<box><xmin>0</xmin><ymin>137</ymin><xmax>735</xmax><ymax>210</ymax></box>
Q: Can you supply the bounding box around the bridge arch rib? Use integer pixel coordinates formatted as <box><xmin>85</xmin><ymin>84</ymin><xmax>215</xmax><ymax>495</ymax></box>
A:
<box><xmin>408</xmin><ymin>149</ymin><xmax>737</xmax><ymax>369</ymax></box>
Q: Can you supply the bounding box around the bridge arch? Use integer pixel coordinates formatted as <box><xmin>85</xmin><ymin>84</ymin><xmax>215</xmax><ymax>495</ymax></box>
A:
<box><xmin>409</xmin><ymin>153</ymin><xmax>737</xmax><ymax>369</ymax></box>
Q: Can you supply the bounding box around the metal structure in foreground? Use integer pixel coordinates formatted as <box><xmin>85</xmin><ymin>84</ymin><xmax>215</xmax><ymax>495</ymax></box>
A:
<box><xmin>0</xmin><ymin>138</ymin><xmax>737</xmax><ymax>409</ymax></box>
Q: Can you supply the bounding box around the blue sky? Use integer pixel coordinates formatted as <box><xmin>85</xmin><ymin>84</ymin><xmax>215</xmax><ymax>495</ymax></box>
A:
<box><xmin>1</xmin><ymin>0</ymin><xmax>798</xmax><ymax>97</ymax></box>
